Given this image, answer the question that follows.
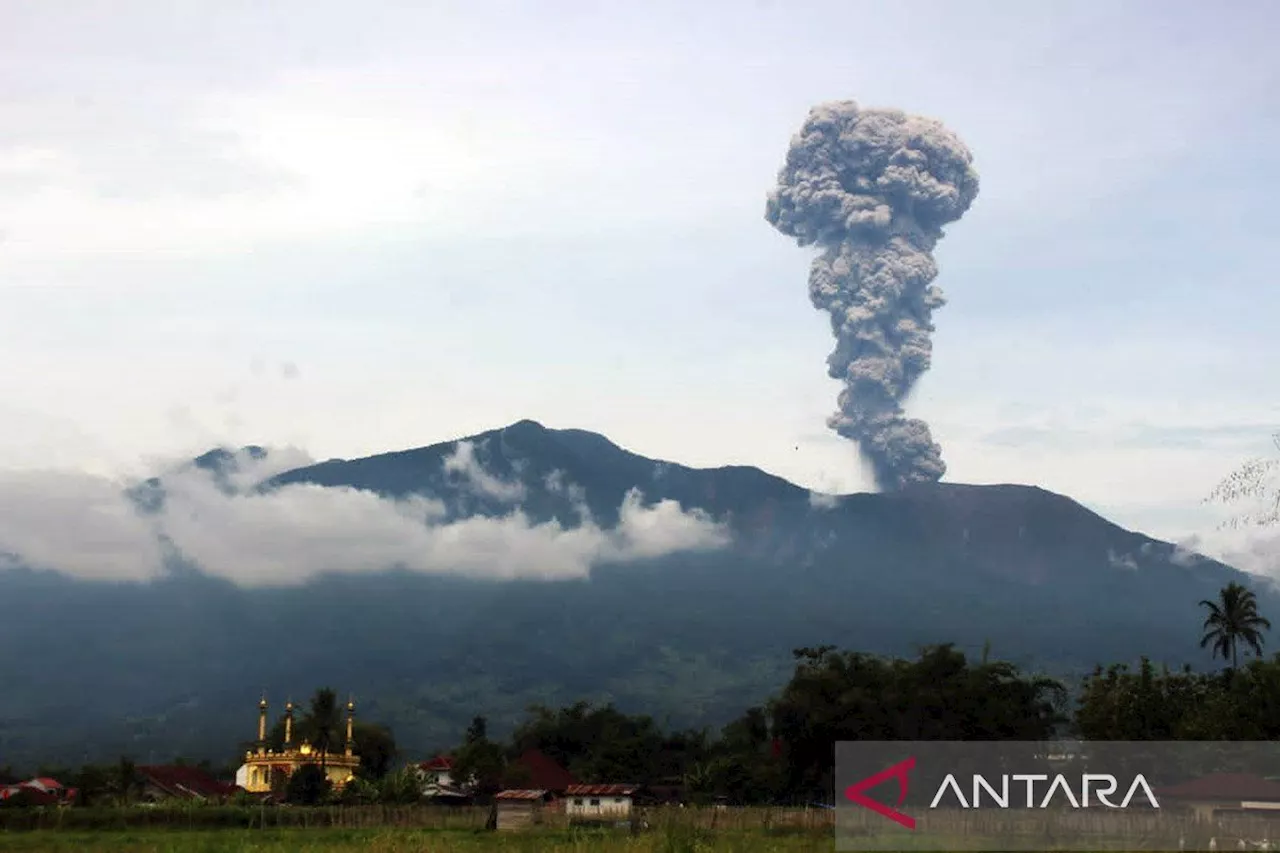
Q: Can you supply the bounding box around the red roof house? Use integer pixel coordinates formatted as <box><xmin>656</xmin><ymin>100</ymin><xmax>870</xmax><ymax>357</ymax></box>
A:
<box><xmin>1156</xmin><ymin>773</ymin><xmax>1280</xmax><ymax>820</ymax></box>
<box><xmin>566</xmin><ymin>783</ymin><xmax>640</xmax><ymax>797</ymax></box>
<box><xmin>507</xmin><ymin>749</ymin><xmax>577</xmax><ymax>793</ymax></box>
<box><xmin>414</xmin><ymin>754</ymin><xmax>469</xmax><ymax>802</ymax></box>
<box><xmin>419</xmin><ymin>755</ymin><xmax>454</xmax><ymax>773</ymax></box>
<box><xmin>137</xmin><ymin>766</ymin><xmax>239</xmax><ymax>802</ymax></box>
<box><xmin>0</xmin><ymin>778</ymin><xmax>75</xmax><ymax>806</ymax></box>
<box><xmin>1157</xmin><ymin>773</ymin><xmax>1280</xmax><ymax>802</ymax></box>
<box><xmin>564</xmin><ymin>783</ymin><xmax>640</xmax><ymax>820</ymax></box>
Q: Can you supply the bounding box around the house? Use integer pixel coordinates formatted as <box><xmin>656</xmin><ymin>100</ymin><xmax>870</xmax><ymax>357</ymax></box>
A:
<box><xmin>137</xmin><ymin>765</ymin><xmax>240</xmax><ymax>803</ymax></box>
<box><xmin>564</xmin><ymin>784</ymin><xmax>639</xmax><ymax>822</ymax></box>
<box><xmin>417</xmin><ymin>755</ymin><xmax>456</xmax><ymax>788</ymax></box>
<box><xmin>414</xmin><ymin>755</ymin><xmax>470</xmax><ymax>803</ymax></box>
<box><xmin>420</xmin><ymin>780</ymin><xmax>470</xmax><ymax>804</ymax></box>
<box><xmin>1156</xmin><ymin>774</ymin><xmax>1280</xmax><ymax>821</ymax></box>
<box><xmin>0</xmin><ymin>778</ymin><xmax>76</xmax><ymax>807</ymax></box>
<box><xmin>494</xmin><ymin>789</ymin><xmax>554</xmax><ymax>831</ymax></box>
<box><xmin>506</xmin><ymin>749</ymin><xmax>577</xmax><ymax>795</ymax></box>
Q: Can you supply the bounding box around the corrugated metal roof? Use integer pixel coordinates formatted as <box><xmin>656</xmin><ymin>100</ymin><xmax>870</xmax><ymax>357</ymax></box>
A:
<box><xmin>565</xmin><ymin>784</ymin><xmax>638</xmax><ymax>796</ymax></box>
<box><xmin>0</xmin><ymin>783</ymin><xmax>65</xmax><ymax>805</ymax></box>
<box><xmin>419</xmin><ymin>755</ymin><xmax>454</xmax><ymax>771</ymax></box>
<box><xmin>495</xmin><ymin>789</ymin><xmax>550</xmax><ymax>800</ymax></box>
<box><xmin>1158</xmin><ymin>774</ymin><xmax>1280</xmax><ymax>802</ymax></box>
<box><xmin>139</xmin><ymin>766</ymin><xmax>238</xmax><ymax>800</ymax></box>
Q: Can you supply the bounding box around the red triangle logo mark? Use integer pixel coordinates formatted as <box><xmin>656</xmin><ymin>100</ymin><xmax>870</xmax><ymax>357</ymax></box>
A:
<box><xmin>843</xmin><ymin>756</ymin><xmax>916</xmax><ymax>829</ymax></box>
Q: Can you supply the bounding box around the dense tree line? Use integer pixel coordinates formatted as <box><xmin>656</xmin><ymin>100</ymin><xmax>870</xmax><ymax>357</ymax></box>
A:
<box><xmin>1077</xmin><ymin>582</ymin><xmax>1277</xmax><ymax>740</ymax></box>
<box><xmin>437</xmin><ymin>582</ymin><xmax>1276</xmax><ymax>805</ymax></box>
<box><xmin>439</xmin><ymin>641</ymin><xmax>1067</xmax><ymax>805</ymax></box>
<box><xmin>3</xmin><ymin>582</ymin><xmax>1273</xmax><ymax>808</ymax></box>
<box><xmin>4</xmin><ymin>687</ymin><xmax>404</xmax><ymax>808</ymax></box>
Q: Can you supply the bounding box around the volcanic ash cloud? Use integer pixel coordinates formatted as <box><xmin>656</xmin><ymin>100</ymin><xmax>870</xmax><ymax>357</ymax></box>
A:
<box><xmin>765</xmin><ymin>100</ymin><xmax>979</xmax><ymax>489</ymax></box>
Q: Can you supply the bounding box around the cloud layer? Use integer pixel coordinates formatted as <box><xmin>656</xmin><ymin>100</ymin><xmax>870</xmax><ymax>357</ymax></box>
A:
<box><xmin>0</xmin><ymin>446</ymin><xmax>729</xmax><ymax>586</ymax></box>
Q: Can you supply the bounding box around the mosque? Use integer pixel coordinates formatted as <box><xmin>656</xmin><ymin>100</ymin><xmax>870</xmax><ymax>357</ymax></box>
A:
<box><xmin>235</xmin><ymin>695</ymin><xmax>361</xmax><ymax>793</ymax></box>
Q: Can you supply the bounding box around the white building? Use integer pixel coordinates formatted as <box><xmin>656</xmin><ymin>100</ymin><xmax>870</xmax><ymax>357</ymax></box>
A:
<box><xmin>416</xmin><ymin>755</ymin><xmax>455</xmax><ymax>788</ymax></box>
<box><xmin>564</xmin><ymin>784</ymin><xmax>639</xmax><ymax>820</ymax></box>
<box><xmin>414</xmin><ymin>755</ymin><xmax>469</xmax><ymax>802</ymax></box>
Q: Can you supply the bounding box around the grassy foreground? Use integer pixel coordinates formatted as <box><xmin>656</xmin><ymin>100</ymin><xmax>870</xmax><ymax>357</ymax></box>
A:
<box><xmin>0</xmin><ymin>825</ymin><xmax>834</xmax><ymax>853</ymax></box>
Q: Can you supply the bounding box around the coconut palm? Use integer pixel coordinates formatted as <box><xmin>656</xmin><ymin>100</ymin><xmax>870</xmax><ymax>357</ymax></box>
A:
<box><xmin>1200</xmin><ymin>582</ymin><xmax>1272</xmax><ymax>670</ymax></box>
<box><xmin>305</xmin><ymin>688</ymin><xmax>342</xmax><ymax>775</ymax></box>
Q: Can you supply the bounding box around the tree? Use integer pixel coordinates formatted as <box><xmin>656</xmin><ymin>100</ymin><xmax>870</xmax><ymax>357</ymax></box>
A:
<box><xmin>509</xmin><ymin>700</ymin><xmax>700</xmax><ymax>785</ymax></box>
<box><xmin>335</xmin><ymin>776</ymin><xmax>379</xmax><ymax>805</ymax></box>
<box><xmin>1200</xmin><ymin>582</ymin><xmax>1272</xmax><ymax>670</ymax></box>
<box><xmin>112</xmin><ymin>757</ymin><xmax>144</xmax><ymax>805</ymax></box>
<box><xmin>378</xmin><ymin>767</ymin><xmax>422</xmax><ymax>804</ymax></box>
<box><xmin>691</xmin><ymin>706</ymin><xmax>782</xmax><ymax>805</ymax></box>
<box><xmin>71</xmin><ymin>764</ymin><xmax>112</xmax><ymax>807</ymax></box>
<box><xmin>1207</xmin><ymin>433</ymin><xmax>1280</xmax><ymax>530</ymax></box>
<box><xmin>353</xmin><ymin>722</ymin><xmax>397</xmax><ymax>780</ymax></box>
<box><xmin>768</xmin><ymin>644</ymin><xmax>1064</xmax><ymax>802</ymax></box>
<box><xmin>285</xmin><ymin>763</ymin><xmax>331</xmax><ymax>805</ymax></box>
<box><xmin>451</xmin><ymin>716</ymin><xmax>506</xmax><ymax>800</ymax></box>
<box><xmin>466</xmin><ymin>715</ymin><xmax>487</xmax><ymax>743</ymax></box>
<box><xmin>1075</xmin><ymin>659</ymin><xmax>1212</xmax><ymax>740</ymax></box>
<box><xmin>305</xmin><ymin>688</ymin><xmax>342</xmax><ymax>775</ymax></box>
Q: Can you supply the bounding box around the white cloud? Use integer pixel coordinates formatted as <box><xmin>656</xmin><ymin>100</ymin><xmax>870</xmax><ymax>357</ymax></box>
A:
<box><xmin>1169</xmin><ymin>541</ymin><xmax>1200</xmax><ymax>568</ymax></box>
<box><xmin>0</xmin><ymin>63</ymin><xmax>607</xmax><ymax>264</ymax></box>
<box><xmin>0</xmin><ymin>469</ymin><xmax>165</xmax><ymax>581</ymax></box>
<box><xmin>808</xmin><ymin>491</ymin><xmax>840</xmax><ymax>510</ymax></box>
<box><xmin>1107</xmin><ymin>548</ymin><xmax>1139</xmax><ymax>571</ymax></box>
<box><xmin>1216</xmin><ymin>531</ymin><xmax>1280</xmax><ymax>580</ymax></box>
<box><xmin>545</xmin><ymin>469</ymin><xmax>586</xmax><ymax>504</ymax></box>
<box><xmin>0</xmin><ymin>447</ymin><xmax>729</xmax><ymax>586</ymax></box>
<box><xmin>203</xmin><ymin>445</ymin><xmax>316</xmax><ymax>492</ymax></box>
<box><xmin>1173</xmin><ymin>439</ymin><xmax>1280</xmax><ymax>578</ymax></box>
<box><xmin>1176</xmin><ymin>529</ymin><xmax>1280</xmax><ymax>581</ymax></box>
<box><xmin>608</xmin><ymin>490</ymin><xmax>729</xmax><ymax>561</ymax></box>
<box><xmin>441</xmin><ymin>440</ymin><xmax>526</xmax><ymax>503</ymax></box>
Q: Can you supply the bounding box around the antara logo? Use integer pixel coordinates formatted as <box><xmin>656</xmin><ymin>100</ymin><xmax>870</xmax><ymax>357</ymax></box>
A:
<box><xmin>844</xmin><ymin>757</ymin><xmax>918</xmax><ymax>829</ymax></box>
<box><xmin>844</xmin><ymin>757</ymin><xmax>1160</xmax><ymax>829</ymax></box>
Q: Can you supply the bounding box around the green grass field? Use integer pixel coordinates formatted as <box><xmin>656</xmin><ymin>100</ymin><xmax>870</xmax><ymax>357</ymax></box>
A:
<box><xmin>0</xmin><ymin>825</ymin><xmax>834</xmax><ymax>852</ymax></box>
<box><xmin>0</xmin><ymin>805</ymin><xmax>1186</xmax><ymax>851</ymax></box>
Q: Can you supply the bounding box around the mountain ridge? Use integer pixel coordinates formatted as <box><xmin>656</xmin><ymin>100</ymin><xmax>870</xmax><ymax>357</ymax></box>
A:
<box><xmin>0</xmin><ymin>418</ymin><xmax>1266</xmax><ymax>768</ymax></box>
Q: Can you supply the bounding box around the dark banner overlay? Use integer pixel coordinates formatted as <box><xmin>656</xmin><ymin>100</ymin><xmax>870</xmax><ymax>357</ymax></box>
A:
<box><xmin>836</xmin><ymin>741</ymin><xmax>1280</xmax><ymax>851</ymax></box>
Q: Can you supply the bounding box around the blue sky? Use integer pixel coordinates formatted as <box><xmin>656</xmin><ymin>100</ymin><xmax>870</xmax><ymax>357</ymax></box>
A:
<box><xmin>1</xmin><ymin>0</ymin><xmax>1278</xmax><ymax>570</ymax></box>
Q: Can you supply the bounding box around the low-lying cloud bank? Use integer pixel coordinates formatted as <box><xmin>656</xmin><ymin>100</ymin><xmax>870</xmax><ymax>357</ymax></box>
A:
<box><xmin>1192</xmin><ymin>442</ymin><xmax>1280</xmax><ymax>580</ymax></box>
<box><xmin>0</xmin><ymin>446</ymin><xmax>730</xmax><ymax>586</ymax></box>
<box><xmin>1177</xmin><ymin>530</ymin><xmax>1280</xmax><ymax>580</ymax></box>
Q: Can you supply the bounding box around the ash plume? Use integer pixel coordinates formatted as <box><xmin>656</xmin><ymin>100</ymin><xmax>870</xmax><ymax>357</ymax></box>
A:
<box><xmin>765</xmin><ymin>101</ymin><xmax>979</xmax><ymax>489</ymax></box>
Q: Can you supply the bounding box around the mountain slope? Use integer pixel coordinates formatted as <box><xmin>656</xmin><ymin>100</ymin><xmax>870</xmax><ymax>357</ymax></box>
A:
<box><xmin>264</xmin><ymin>418</ymin><xmax>810</xmax><ymax>528</ymax></box>
<box><xmin>0</xmin><ymin>420</ymin><xmax>1266</xmax><ymax>768</ymax></box>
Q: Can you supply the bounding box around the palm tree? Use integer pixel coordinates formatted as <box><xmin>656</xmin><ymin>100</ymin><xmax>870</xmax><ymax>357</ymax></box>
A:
<box><xmin>1200</xmin><ymin>582</ymin><xmax>1272</xmax><ymax>670</ymax></box>
<box><xmin>305</xmin><ymin>688</ymin><xmax>342</xmax><ymax>776</ymax></box>
<box><xmin>112</xmin><ymin>757</ymin><xmax>143</xmax><ymax>805</ymax></box>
